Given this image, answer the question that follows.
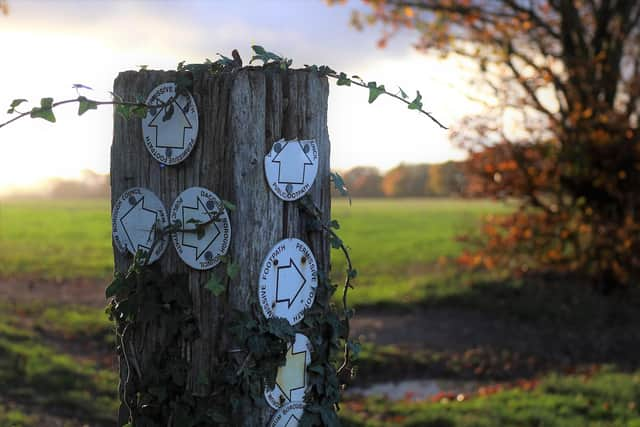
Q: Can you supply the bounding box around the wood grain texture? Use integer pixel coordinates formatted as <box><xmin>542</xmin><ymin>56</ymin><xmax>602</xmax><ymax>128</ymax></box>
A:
<box><xmin>111</xmin><ymin>67</ymin><xmax>330</xmax><ymax>426</ymax></box>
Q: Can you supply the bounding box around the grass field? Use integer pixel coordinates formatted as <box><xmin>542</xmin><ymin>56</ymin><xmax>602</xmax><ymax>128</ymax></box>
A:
<box><xmin>0</xmin><ymin>197</ymin><xmax>510</xmax><ymax>305</ymax></box>
<box><xmin>342</xmin><ymin>367</ymin><xmax>640</xmax><ymax>427</ymax></box>
<box><xmin>0</xmin><ymin>199</ymin><xmax>113</xmax><ymax>279</ymax></box>
<box><xmin>2</xmin><ymin>197</ymin><xmax>639</xmax><ymax>426</ymax></box>
<box><xmin>331</xmin><ymin>198</ymin><xmax>511</xmax><ymax>306</ymax></box>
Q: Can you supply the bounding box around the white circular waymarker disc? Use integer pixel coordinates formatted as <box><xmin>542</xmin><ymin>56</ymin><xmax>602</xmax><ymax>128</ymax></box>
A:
<box><xmin>264</xmin><ymin>139</ymin><xmax>319</xmax><ymax>201</ymax></box>
<box><xmin>170</xmin><ymin>187</ymin><xmax>231</xmax><ymax>270</ymax></box>
<box><xmin>265</xmin><ymin>334</ymin><xmax>312</xmax><ymax>410</ymax></box>
<box><xmin>258</xmin><ymin>238</ymin><xmax>318</xmax><ymax>325</ymax></box>
<box><xmin>112</xmin><ymin>187</ymin><xmax>169</xmax><ymax>264</ymax></box>
<box><xmin>141</xmin><ymin>82</ymin><xmax>199</xmax><ymax>165</ymax></box>
<box><xmin>268</xmin><ymin>401</ymin><xmax>306</xmax><ymax>427</ymax></box>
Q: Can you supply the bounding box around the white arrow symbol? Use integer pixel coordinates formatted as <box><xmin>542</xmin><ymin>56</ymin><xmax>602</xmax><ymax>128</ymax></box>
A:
<box><xmin>148</xmin><ymin>97</ymin><xmax>192</xmax><ymax>149</ymax></box>
<box><xmin>119</xmin><ymin>197</ymin><xmax>158</xmax><ymax>252</ymax></box>
<box><xmin>181</xmin><ymin>197</ymin><xmax>221</xmax><ymax>260</ymax></box>
<box><xmin>272</xmin><ymin>140</ymin><xmax>313</xmax><ymax>185</ymax></box>
<box><xmin>275</xmin><ymin>258</ymin><xmax>306</xmax><ymax>308</ymax></box>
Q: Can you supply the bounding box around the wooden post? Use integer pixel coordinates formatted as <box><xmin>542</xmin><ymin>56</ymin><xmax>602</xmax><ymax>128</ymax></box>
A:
<box><xmin>111</xmin><ymin>68</ymin><xmax>330</xmax><ymax>426</ymax></box>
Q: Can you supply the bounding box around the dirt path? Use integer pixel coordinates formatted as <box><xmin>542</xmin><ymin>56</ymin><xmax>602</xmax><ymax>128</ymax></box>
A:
<box><xmin>0</xmin><ymin>277</ymin><xmax>108</xmax><ymax>307</ymax></box>
<box><xmin>2</xmin><ymin>278</ymin><xmax>638</xmax><ymax>381</ymax></box>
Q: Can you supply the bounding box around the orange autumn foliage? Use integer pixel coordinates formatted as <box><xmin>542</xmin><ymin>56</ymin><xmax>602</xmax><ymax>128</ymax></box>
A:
<box><xmin>355</xmin><ymin>0</ymin><xmax>640</xmax><ymax>289</ymax></box>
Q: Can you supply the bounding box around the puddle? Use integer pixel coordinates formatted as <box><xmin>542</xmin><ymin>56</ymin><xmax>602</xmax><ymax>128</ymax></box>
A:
<box><xmin>346</xmin><ymin>379</ymin><xmax>482</xmax><ymax>401</ymax></box>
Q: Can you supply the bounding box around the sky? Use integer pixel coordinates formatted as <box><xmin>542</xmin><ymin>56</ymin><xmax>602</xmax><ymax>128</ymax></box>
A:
<box><xmin>0</xmin><ymin>0</ymin><xmax>483</xmax><ymax>194</ymax></box>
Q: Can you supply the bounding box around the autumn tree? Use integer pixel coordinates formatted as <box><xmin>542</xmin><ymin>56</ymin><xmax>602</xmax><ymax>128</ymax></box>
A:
<box><xmin>353</xmin><ymin>1</ymin><xmax>640</xmax><ymax>288</ymax></box>
<box><xmin>381</xmin><ymin>163</ymin><xmax>430</xmax><ymax>197</ymax></box>
<box><xmin>342</xmin><ymin>166</ymin><xmax>384</xmax><ymax>197</ymax></box>
<box><xmin>428</xmin><ymin>161</ymin><xmax>466</xmax><ymax>196</ymax></box>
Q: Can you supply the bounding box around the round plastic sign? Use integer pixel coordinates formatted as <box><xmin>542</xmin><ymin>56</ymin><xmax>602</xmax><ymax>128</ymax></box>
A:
<box><xmin>264</xmin><ymin>139</ymin><xmax>319</xmax><ymax>201</ymax></box>
<box><xmin>258</xmin><ymin>238</ymin><xmax>318</xmax><ymax>325</ymax></box>
<box><xmin>141</xmin><ymin>82</ymin><xmax>199</xmax><ymax>165</ymax></box>
<box><xmin>112</xmin><ymin>187</ymin><xmax>169</xmax><ymax>264</ymax></box>
<box><xmin>170</xmin><ymin>187</ymin><xmax>231</xmax><ymax>270</ymax></box>
<box><xmin>268</xmin><ymin>401</ymin><xmax>305</xmax><ymax>427</ymax></box>
<box><xmin>264</xmin><ymin>334</ymin><xmax>312</xmax><ymax>409</ymax></box>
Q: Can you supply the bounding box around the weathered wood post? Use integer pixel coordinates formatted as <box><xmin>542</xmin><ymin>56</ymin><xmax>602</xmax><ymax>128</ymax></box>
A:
<box><xmin>110</xmin><ymin>67</ymin><xmax>330</xmax><ymax>426</ymax></box>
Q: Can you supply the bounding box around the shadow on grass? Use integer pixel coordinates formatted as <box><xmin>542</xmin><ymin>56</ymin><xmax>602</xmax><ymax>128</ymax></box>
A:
<box><xmin>353</xmin><ymin>272</ymin><xmax>640</xmax><ymax>384</ymax></box>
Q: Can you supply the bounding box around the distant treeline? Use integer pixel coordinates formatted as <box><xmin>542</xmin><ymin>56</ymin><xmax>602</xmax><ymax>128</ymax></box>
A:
<box><xmin>334</xmin><ymin>161</ymin><xmax>467</xmax><ymax>198</ymax></box>
<box><xmin>4</xmin><ymin>163</ymin><xmax>470</xmax><ymax>199</ymax></box>
<box><xmin>48</xmin><ymin>170</ymin><xmax>110</xmax><ymax>198</ymax></box>
<box><xmin>2</xmin><ymin>170</ymin><xmax>110</xmax><ymax>199</ymax></box>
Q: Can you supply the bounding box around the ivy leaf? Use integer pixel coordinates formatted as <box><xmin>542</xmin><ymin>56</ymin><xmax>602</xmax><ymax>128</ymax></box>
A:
<box><xmin>329</xmin><ymin>233</ymin><xmax>343</xmax><ymax>249</ymax></box>
<box><xmin>196</xmin><ymin>223</ymin><xmax>206</xmax><ymax>240</ymax></box>
<box><xmin>205</xmin><ymin>274</ymin><xmax>225</xmax><ymax>296</ymax></box>
<box><xmin>408</xmin><ymin>90</ymin><xmax>423</xmax><ymax>110</ymax></box>
<box><xmin>30</xmin><ymin>98</ymin><xmax>55</xmax><ymax>123</ymax></box>
<box><xmin>367</xmin><ymin>81</ymin><xmax>385</xmax><ymax>104</ymax></box>
<box><xmin>348</xmin><ymin>340</ymin><xmax>362</xmax><ymax>359</ymax></box>
<box><xmin>309</xmin><ymin>364</ymin><xmax>324</xmax><ymax>375</ymax></box>
<box><xmin>162</xmin><ymin>102</ymin><xmax>175</xmax><ymax>122</ymax></box>
<box><xmin>348</xmin><ymin>269</ymin><xmax>358</xmax><ymax>279</ymax></box>
<box><xmin>222</xmin><ymin>200</ymin><xmax>236</xmax><ymax>212</ymax></box>
<box><xmin>116</xmin><ymin>104</ymin><xmax>132</xmax><ymax>120</ymax></box>
<box><xmin>105</xmin><ymin>276</ymin><xmax>124</xmax><ymax>299</ymax></box>
<box><xmin>336</xmin><ymin>72</ymin><xmax>351</xmax><ymax>86</ymax></box>
<box><xmin>7</xmin><ymin>98</ymin><xmax>28</xmax><ymax>114</ymax></box>
<box><xmin>398</xmin><ymin>87</ymin><xmax>409</xmax><ymax>99</ymax></box>
<box><xmin>226</xmin><ymin>262</ymin><xmax>239</xmax><ymax>280</ymax></box>
<box><xmin>131</xmin><ymin>104</ymin><xmax>148</xmax><ymax>119</ymax></box>
<box><xmin>10</xmin><ymin>99</ymin><xmax>27</xmax><ymax>108</ymax></box>
<box><xmin>330</xmin><ymin>171</ymin><xmax>351</xmax><ymax>205</ymax></box>
<box><xmin>250</xmin><ymin>45</ymin><xmax>289</xmax><ymax>67</ymax></box>
<box><xmin>175</xmin><ymin>74</ymin><xmax>192</xmax><ymax>97</ymax></box>
<box><xmin>252</xmin><ymin>44</ymin><xmax>267</xmax><ymax>56</ymax></box>
<box><xmin>329</xmin><ymin>219</ymin><xmax>340</xmax><ymax>230</ymax></box>
<box><xmin>77</xmin><ymin>96</ymin><xmax>98</xmax><ymax>116</ymax></box>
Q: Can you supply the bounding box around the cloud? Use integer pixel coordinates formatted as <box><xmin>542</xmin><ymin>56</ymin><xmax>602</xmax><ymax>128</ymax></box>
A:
<box><xmin>0</xmin><ymin>0</ymin><xmax>478</xmax><ymax>191</ymax></box>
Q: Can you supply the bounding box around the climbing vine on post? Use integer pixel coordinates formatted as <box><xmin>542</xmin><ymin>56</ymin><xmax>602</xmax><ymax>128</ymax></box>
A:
<box><xmin>1</xmin><ymin>46</ymin><xmax>445</xmax><ymax>426</ymax></box>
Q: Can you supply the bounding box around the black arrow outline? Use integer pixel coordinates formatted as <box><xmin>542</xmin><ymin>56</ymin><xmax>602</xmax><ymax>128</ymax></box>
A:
<box><xmin>119</xmin><ymin>196</ymin><xmax>158</xmax><ymax>253</ymax></box>
<box><xmin>271</xmin><ymin>140</ymin><xmax>313</xmax><ymax>185</ymax></box>
<box><xmin>181</xmin><ymin>196</ymin><xmax>221</xmax><ymax>260</ymax></box>
<box><xmin>147</xmin><ymin>96</ymin><xmax>193</xmax><ymax>149</ymax></box>
<box><xmin>283</xmin><ymin>414</ymin><xmax>300</xmax><ymax>427</ymax></box>
<box><xmin>275</xmin><ymin>257</ymin><xmax>307</xmax><ymax>308</ymax></box>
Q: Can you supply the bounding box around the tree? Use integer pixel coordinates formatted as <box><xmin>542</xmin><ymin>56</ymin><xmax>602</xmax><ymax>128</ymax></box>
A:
<box><xmin>356</xmin><ymin>1</ymin><xmax>640</xmax><ymax>288</ymax></box>
<box><xmin>381</xmin><ymin>163</ymin><xmax>429</xmax><ymax>197</ymax></box>
<box><xmin>342</xmin><ymin>166</ymin><xmax>384</xmax><ymax>197</ymax></box>
<box><xmin>428</xmin><ymin>161</ymin><xmax>466</xmax><ymax>196</ymax></box>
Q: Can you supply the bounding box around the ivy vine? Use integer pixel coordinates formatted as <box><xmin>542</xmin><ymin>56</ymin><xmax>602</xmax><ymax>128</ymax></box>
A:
<box><xmin>2</xmin><ymin>45</ymin><xmax>444</xmax><ymax>426</ymax></box>
<box><xmin>1</xmin><ymin>45</ymin><xmax>446</xmax><ymax>130</ymax></box>
<box><xmin>105</xmin><ymin>189</ymin><xmax>356</xmax><ymax>426</ymax></box>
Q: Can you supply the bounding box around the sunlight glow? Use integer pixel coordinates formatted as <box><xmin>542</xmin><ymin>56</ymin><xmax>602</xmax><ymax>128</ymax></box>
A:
<box><xmin>0</xmin><ymin>1</ymin><xmax>484</xmax><ymax>195</ymax></box>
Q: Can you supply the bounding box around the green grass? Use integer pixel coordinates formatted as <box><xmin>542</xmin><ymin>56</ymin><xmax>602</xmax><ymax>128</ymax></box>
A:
<box><xmin>0</xmin><ymin>405</ymin><xmax>35</xmax><ymax>427</ymax></box>
<box><xmin>0</xmin><ymin>198</ymin><xmax>510</xmax><ymax>308</ymax></box>
<box><xmin>331</xmin><ymin>198</ymin><xmax>511</xmax><ymax>307</ymax></box>
<box><xmin>2</xmin><ymin>197</ymin><xmax>640</xmax><ymax>425</ymax></box>
<box><xmin>35</xmin><ymin>305</ymin><xmax>112</xmax><ymax>341</ymax></box>
<box><xmin>0</xmin><ymin>303</ymin><xmax>118</xmax><ymax>424</ymax></box>
<box><xmin>0</xmin><ymin>199</ymin><xmax>113</xmax><ymax>279</ymax></box>
<box><xmin>341</xmin><ymin>368</ymin><xmax>640</xmax><ymax>427</ymax></box>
